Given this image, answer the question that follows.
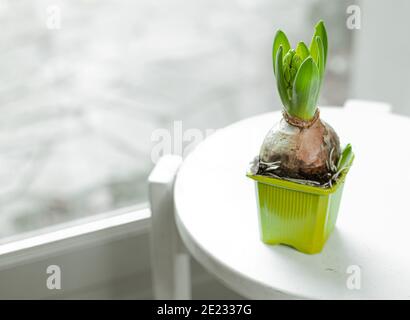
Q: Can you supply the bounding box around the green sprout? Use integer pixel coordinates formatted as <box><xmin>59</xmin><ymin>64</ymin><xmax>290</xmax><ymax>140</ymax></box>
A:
<box><xmin>273</xmin><ymin>20</ymin><xmax>328</xmax><ymax>121</ymax></box>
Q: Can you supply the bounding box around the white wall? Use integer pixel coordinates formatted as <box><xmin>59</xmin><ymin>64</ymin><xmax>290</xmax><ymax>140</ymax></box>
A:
<box><xmin>350</xmin><ymin>0</ymin><xmax>410</xmax><ymax>116</ymax></box>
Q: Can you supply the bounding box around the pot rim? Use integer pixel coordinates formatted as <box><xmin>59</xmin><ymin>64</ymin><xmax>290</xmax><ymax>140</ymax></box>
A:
<box><xmin>247</xmin><ymin>153</ymin><xmax>354</xmax><ymax>196</ymax></box>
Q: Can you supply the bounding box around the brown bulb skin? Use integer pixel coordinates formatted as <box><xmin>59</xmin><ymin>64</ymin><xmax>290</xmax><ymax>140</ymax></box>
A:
<box><xmin>259</xmin><ymin>116</ymin><xmax>340</xmax><ymax>179</ymax></box>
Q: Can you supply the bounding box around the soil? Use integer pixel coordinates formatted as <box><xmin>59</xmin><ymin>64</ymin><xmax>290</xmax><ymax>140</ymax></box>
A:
<box><xmin>257</xmin><ymin>161</ymin><xmax>333</xmax><ymax>186</ymax></box>
<box><xmin>249</xmin><ymin>156</ymin><xmax>340</xmax><ymax>188</ymax></box>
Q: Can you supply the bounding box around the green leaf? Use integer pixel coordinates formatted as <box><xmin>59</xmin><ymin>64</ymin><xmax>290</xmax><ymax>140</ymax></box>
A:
<box><xmin>275</xmin><ymin>46</ymin><xmax>291</xmax><ymax>109</ymax></box>
<box><xmin>312</xmin><ymin>36</ymin><xmax>325</xmax><ymax>105</ymax></box>
<box><xmin>290</xmin><ymin>57</ymin><xmax>320</xmax><ymax>120</ymax></box>
<box><xmin>272</xmin><ymin>30</ymin><xmax>290</xmax><ymax>75</ymax></box>
<box><xmin>310</xmin><ymin>20</ymin><xmax>328</xmax><ymax>68</ymax></box>
<box><xmin>295</xmin><ymin>41</ymin><xmax>310</xmax><ymax>61</ymax></box>
<box><xmin>314</xmin><ymin>36</ymin><xmax>325</xmax><ymax>82</ymax></box>
<box><xmin>337</xmin><ymin>143</ymin><xmax>353</xmax><ymax>171</ymax></box>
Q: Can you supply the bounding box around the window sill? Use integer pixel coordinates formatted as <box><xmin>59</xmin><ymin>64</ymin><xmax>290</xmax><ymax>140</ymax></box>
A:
<box><xmin>0</xmin><ymin>204</ymin><xmax>151</xmax><ymax>271</ymax></box>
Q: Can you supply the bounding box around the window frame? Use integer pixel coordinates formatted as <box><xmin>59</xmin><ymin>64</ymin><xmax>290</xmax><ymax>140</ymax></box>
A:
<box><xmin>0</xmin><ymin>204</ymin><xmax>151</xmax><ymax>272</ymax></box>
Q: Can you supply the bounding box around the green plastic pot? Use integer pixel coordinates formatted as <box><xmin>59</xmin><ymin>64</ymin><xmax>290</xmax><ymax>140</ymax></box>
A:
<box><xmin>247</xmin><ymin>153</ymin><xmax>354</xmax><ymax>254</ymax></box>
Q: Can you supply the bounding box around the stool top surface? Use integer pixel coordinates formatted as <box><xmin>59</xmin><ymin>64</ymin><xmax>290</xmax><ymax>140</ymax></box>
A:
<box><xmin>174</xmin><ymin>106</ymin><xmax>410</xmax><ymax>299</ymax></box>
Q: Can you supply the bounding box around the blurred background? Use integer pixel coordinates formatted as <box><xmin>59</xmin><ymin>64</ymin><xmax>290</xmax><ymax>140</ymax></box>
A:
<box><xmin>0</xmin><ymin>0</ymin><xmax>409</xmax><ymax>299</ymax></box>
<box><xmin>0</xmin><ymin>0</ymin><xmax>358</xmax><ymax>240</ymax></box>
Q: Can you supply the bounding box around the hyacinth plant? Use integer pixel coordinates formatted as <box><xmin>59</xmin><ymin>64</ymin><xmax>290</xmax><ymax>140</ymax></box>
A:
<box><xmin>247</xmin><ymin>21</ymin><xmax>354</xmax><ymax>253</ymax></box>
<box><xmin>257</xmin><ymin>21</ymin><xmax>350</xmax><ymax>186</ymax></box>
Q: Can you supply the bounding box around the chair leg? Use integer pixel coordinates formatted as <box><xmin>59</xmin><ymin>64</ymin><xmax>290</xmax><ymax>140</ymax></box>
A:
<box><xmin>148</xmin><ymin>155</ymin><xmax>191</xmax><ymax>299</ymax></box>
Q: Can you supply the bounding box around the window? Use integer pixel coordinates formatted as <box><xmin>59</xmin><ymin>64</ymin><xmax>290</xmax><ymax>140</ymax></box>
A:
<box><xmin>0</xmin><ymin>0</ymin><xmax>353</xmax><ymax>243</ymax></box>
